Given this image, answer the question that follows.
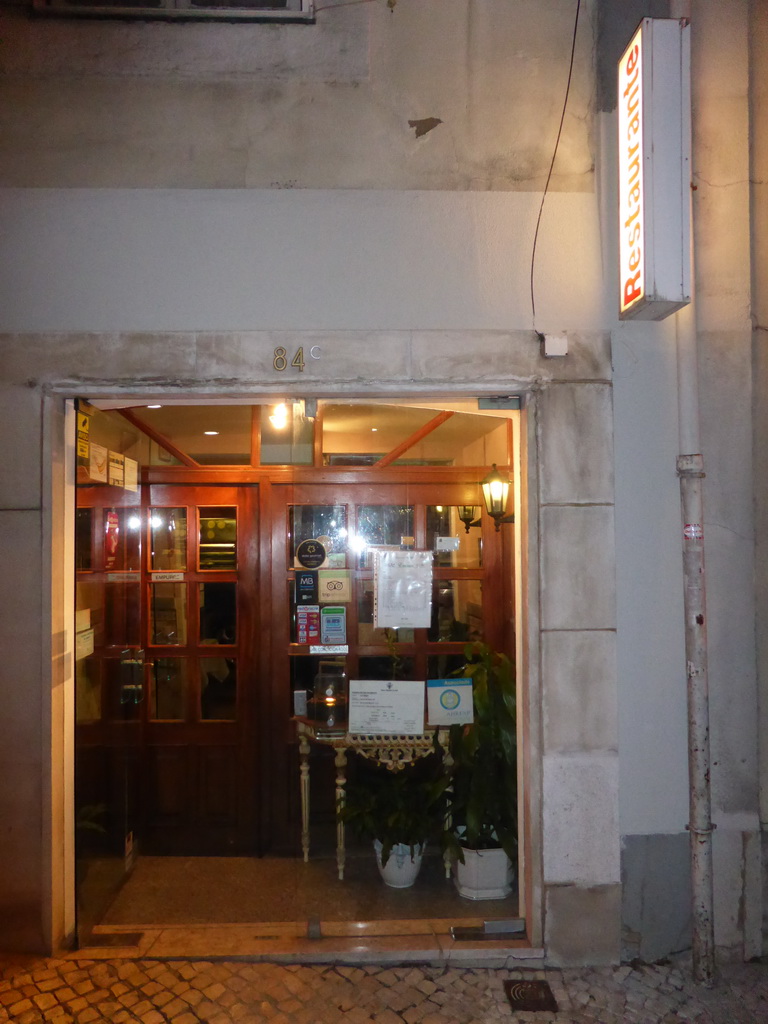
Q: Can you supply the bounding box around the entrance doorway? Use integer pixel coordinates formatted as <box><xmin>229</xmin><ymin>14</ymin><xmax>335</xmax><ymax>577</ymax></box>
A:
<box><xmin>73</xmin><ymin>399</ymin><xmax>520</xmax><ymax>940</ymax></box>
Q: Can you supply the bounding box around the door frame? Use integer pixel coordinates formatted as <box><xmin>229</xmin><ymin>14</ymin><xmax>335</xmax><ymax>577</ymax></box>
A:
<box><xmin>50</xmin><ymin>391</ymin><xmax>533</xmax><ymax>949</ymax></box>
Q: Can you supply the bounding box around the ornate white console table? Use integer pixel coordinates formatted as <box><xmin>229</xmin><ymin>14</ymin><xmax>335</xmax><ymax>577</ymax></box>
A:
<box><xmin>294</xmin><ymin>718</ymin><xmax>450</xmax><ymax>880</ymax></box>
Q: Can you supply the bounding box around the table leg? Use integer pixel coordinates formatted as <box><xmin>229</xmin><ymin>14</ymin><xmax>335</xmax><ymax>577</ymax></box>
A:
<box><xmin>299</xmin><ymin>732</ymin><xmax>311</xmax><ymax>863</ymax></box>
<box><xmin>335</xmin><ymin>747</ymin><xmax>348</xmax><ymax>880</ymax></box>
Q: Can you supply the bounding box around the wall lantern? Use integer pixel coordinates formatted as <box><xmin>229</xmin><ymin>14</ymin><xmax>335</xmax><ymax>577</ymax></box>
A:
<box><xmin>480</xmin><ymin>465</ymin><xmax>514</xmax><ymax>531</ymax></box>
<box><xmin>457</xmin><ymin>505</ymin><xmax>479</xmax><ymax>533</ymax></box>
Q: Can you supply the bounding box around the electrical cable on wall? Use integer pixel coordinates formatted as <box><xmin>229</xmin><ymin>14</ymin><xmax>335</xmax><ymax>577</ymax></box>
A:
<box><xmin>530</xmin><ymin>0</ymin><xmax>582</xmax><ymax>333</ymax></box>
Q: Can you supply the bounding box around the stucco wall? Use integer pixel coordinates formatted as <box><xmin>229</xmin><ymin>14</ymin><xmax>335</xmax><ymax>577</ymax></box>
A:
<box><xmin>0</xmin><ymin>0</ymin><xmax>762</xmax><ymax>965</ymax></box>
<box><xmin>0</xmin><ymin>0</ymin><xmax>595</xmax><ymax>192</ymax></box>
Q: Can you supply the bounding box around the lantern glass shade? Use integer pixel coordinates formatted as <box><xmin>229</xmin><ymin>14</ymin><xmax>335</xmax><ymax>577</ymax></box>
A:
<box><xmin>481</xmin><ymin>465</ymin><xmax>510</xmax><ymax>523</ymax></box>
<box><xmin>457</xmin><ymin>505</ymin><xmax>477</xmax><ymax>533</ymax></box>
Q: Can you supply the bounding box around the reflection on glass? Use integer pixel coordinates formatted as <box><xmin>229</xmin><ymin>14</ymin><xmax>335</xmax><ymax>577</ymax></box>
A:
<box><xmin>150</xmin><ymin>507</ymin><xmax>187</xmax><ymax>571</ymax></box>
<box><xmin>76</xmin><ymin>508</ymin><xmax>93</xmax><ymax>571</ymax></box>
<box><xmin>310</xmin><ymin>658</ymin><xmax>347</xmax><ymax>728</ymax></box>
<box><xmin>428</xmin><ymin>580</ymin><xmax>483</xmax><ymax>643</ymax></box>
<box><xmin>106</xmin><ymin>655</ymin><xmax>143</xmax><ymax>721</ymax></box>
<box><xmin>427</xmin><ymin>653</ymin><xmax>466</xmax><ymax>680</ymax></box>
<box><xmin>151</xmin><ymin>658</ymin><xmax>187</xmax><ymax>720</ymax></box>
<box><xmin>198</xmin><ymin>506</ymin><xmax>237</xmax><ymax>570</ymax></box>
<box><xmin>358</xmin><ymin>656</ymin><xmax>415</xmax><ymax>681</ymax></box>
<box><xmin>104</xmin><ymin>582</ymin><xmax>141</xmax><ymax>646</ymax></box>
<box><xmin>357</xmin><ymin>581</ymin><xmax>413</xmax><ymax>644</ymax></box>
<box><xmin>355</xmin><ymin>505</ymin><xmax>414</xmax><ymax>566</ymax></box>
<box><xmin>77</xmin><ymin>579</ymin><xmax>104</xmax><ymax>646</ymax></box>
<box><xmin>76</xmin><ymin>657</ymin><xmax>101</xmax><ymax>723</ymax></box>
<box><xmin>200</xmin><ymin>657</ymin><xmax>237</xmax><ymax>720</ymax></box>
<box><xmin>289</xmin><ymin>505</ymin><xmax>347</xmax><ymax>567</ymax></box>
<box><xmin>199</xmin><ymin>582</ymin><xmax>237</xmax><ymax>644</ymax></box>
<box><xmin>261</xmin><ymin>402</ymin><xmax>314</xmax><ymax>466</ymax></box>
<box><xmin>150</xmin><ymin>583</ymin><xmax>188</xmax><ymax>645</ymax></box>
<box><xmin>427</xmin><ymin>505</ymin><xmax>483</xmax><ymax>568</ymax></box>
<box><xmin>103</xmin><ymin>507</ymin><xmax>142</xmax><ymax>572</ymax></box>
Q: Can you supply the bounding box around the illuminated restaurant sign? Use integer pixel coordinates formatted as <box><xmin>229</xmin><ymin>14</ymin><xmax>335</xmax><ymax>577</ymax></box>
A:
<box><xmin>618</xmin><ymin>19</ymin><xmax>691</xmax><ymax>321</ymax></box>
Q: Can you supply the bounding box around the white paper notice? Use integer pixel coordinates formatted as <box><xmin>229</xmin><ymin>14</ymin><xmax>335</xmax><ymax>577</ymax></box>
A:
<box><xmin>373</xmin><ymin>549</ymin><xmax>432</xmax><ymax>629</ymax></box>
<box><xmin>348</xmin><ymin>679</ymin><xmax>426</xmax><ymax>735</ymax></box>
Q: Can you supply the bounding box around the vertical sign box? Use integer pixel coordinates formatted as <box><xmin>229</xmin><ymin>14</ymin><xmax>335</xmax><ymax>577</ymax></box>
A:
<box><xmin>618</xmin><ymin>18</ymin><xmax>691</xmax><ymax>321</ymax></box>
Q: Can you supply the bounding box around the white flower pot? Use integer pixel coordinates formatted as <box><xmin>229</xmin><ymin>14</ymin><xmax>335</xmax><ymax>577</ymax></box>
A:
<box><xmin>453</xmin><ymin>846</ymin><xmax>513</xmax><ymax>900</ymax></box>
<box><xmin>373</xmin><ymin>840</ymin><xmax>425</xmax><ymax>888</ymax></box>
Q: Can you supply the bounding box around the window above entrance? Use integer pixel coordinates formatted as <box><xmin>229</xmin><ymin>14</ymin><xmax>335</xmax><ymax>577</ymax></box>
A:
<box><xmin>33</xmin><ymin>0</ymin><xmax>312</xmax><ymax>22</ymax></box>
<box><xmin>104</xmin><ymin>399</ymin><xmax>514</xmax><ymax>471</ymax></box>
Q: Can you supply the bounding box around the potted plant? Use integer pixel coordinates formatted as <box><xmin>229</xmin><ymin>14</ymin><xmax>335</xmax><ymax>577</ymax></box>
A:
<box><xmin>443</xmin><ymin>642</ymin><xmax>518</xmax><ymax>899</ymax></box>
<box><xmin>339</xmin><ymin>743</ymin><xmax>449</xmax><ymax>888</ymax></box>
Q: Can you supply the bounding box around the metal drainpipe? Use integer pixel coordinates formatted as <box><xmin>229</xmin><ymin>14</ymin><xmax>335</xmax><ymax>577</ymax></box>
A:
<box><xmin>671</xmin><ymin>0</ymin><xmax>716</xmax><ymax>987</ymax></box>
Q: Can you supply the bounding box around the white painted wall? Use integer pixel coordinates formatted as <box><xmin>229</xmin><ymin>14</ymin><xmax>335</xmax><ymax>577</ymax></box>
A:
<box><xmin>0</xmin><ymin>189</ymin><xmax>602</xmax><ymax>334</ymax></box>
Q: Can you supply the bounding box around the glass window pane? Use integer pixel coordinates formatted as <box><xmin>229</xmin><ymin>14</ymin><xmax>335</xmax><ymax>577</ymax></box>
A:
<box><xmin>200</xmin><ymin>658</ymin><xmax>237</xmax><ymax>720</ymax></box>
<box><xmin>357</xmin><ymin>580</ymin><xmax>413</xmax><ymax>644</ymax></box>
<box><xmin>77</xmin><ymin>579</ymin><xmax>104</xmax><ymax>646</ymax></box>
<box><xmin>428</xmin><ymin>580</ymin><xmax>483</xmax><ymax>643</ymax></box>
<box><xmin>199</xmin><ymin>582</ymin><xmax>237</xmax><ymax>644</ymax></box>
<box><xmin>104</xmin><ymin>507</ymin><xmax>142</xmax><ymax>572</ymax></box>
<box><xmin>357</xmin><ymin>655</ymin><xmax>415</xmax><ymax>681</ymax></box>
<box><xmin>104</xmin><ymin>582</ymin><xmax>141</xmax><ymax>646</ymax></box>
<box><xmin>261</xmin><ymin>403</ymin><xmax>313</xmax><ymax>466</ymax></box>
<box><xmin>150</xmin><ymin>583</ymin><xmax>188</xmax><ymax>645</ymax></box>
<box><xmin>150</xmin><ymin>658</ymin><xmax>187</xmax><ymax>720</ymax></box>
<box><xmin>76</xmin><ymin>657</ymin><xmax>101</xmax><ymax>723</ymax></box>
<box><xmin>76</xmin><ymin>508</ymin><xmax>93</xmax><ymax>571</ymax></box>
<box><xmin>355</xmin><ymin>504</ymin><xmax>414</xmax><ymax>560</ymax></box>
<box><xmin>106</xmin><ymin>654</ymin><xmax>144</xmax><ymax>721</ymax></box>
<box><xmin>199</xmin><ymin>506</ymin><xmax>237</xmax><ymax>570</ymax></box>
<box><xmin>321</xmin><ymin>404</ymin><xmax>438</xmax><ymax>467</ymax></box>
<box><xmin>427</xmin><ymin>653</ymin><xmax>467</xmax><ymax>680</ymax></box>
<box><xmin>396</xmin><ymin>412</ymin><xmax>509</xmax><ymax>466</ymax></box>
<box><xmin>290</xmin><ymin>656</ymin><xmax>349</xmax><ymax>728</ymax></box>
<box><xmin>150</xmin><ymin>507</ymin><xmax>187</xmax><ymax>571</ymax></box>
<box><xmin>289</xmin><ymin>505</ymin><xmax>347</xmax><ymax>568</ymax></box>
<box><xmin>427</xmin><ymin>505</ymin><xmax>483</xmax><ymax>568</ymax></box>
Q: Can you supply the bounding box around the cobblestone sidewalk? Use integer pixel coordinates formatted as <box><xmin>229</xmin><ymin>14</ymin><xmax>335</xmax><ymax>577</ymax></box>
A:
<box><xmin>0</xmin><ymin>955</ymin><xmax>766</xmax><ymax>1024</ymax></box>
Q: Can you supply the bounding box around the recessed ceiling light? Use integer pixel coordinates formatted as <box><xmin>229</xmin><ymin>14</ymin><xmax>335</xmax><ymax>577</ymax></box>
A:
<box><xmin>371</xmin><ymin>427</ymin><xmax>378</xmax><ymax>432</ymax></box>
<box><xmin>147</xmin><ymin>404</ymin><xmax>162</xmax><ymax>409</ymax></box>
<box><xmin>204</xmin><ymin>430</ymin><xmax>219</xmax><ymax>436</ymax></box>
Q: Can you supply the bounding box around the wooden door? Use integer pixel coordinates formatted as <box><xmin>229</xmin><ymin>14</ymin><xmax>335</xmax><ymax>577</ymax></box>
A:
<box><xmin>140</xmin><ymin>484</ymin><xmax>259</xmax><ymax>854</ymax></box>
<box><xmin>261</xmin><ymin>475</ymin><xmax>514</xmax><ymax>854</ymax></box>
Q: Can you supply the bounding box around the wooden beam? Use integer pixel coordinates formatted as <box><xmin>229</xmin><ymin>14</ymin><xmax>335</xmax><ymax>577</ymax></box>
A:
<box><xmin>374</xmin><ymin>410</ymin><xmax>455</xmax><ymax>469</ymax></box>
<box><xmin>250</xmin><ymin>406</ymin><xmax>261</xmax><ymax>468</ymax></box>
<box><xmin>117</xmin><ymin>408</ymin><xmax>200</xmax><ymax>468</ymax></box>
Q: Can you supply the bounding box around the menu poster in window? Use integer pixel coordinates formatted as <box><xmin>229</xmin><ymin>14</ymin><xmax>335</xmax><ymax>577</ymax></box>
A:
<box><xmin>373</xmin><ymin>549</ymin><xmax>432</xmax><ymax>629</ymax></box>
<box><xmin>108</xmin><ymin>451</ymin><xmax>125</xmax><ymax>488</ymax></box>
<box><xmin>123</xmin><ymin>456</ymin><xmax>138</xmax><ymax>493</ymax></box>
<box><xmin>89</xmin><ymin>442</ymin><xmax>108</xmax><ymax>483</ymax></box>
<box><xmin>348</xmin><ymin>679</ymin><xmax>425</xmax><ymax>735</ymax></box>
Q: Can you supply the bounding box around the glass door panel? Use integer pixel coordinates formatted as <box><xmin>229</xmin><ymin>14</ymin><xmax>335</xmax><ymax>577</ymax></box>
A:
<box><xmin>198</xmin><ymin>506</ymin><xmax>237</xmax><ymax>570</ymax></box>
<box><xmin>150</xmin><ymin>507</ymin><xmax>187</xmax><ymax>571</ymax></box>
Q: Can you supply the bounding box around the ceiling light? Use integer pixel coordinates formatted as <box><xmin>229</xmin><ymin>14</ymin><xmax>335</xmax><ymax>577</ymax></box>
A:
<box><xmin>371</xmin><ymin>427</ymin><xmax>378</xmax><ymax>432</ymax></box>
<box><xmin>147</xmin><ymin>404</ymin><xmax>162</xmax><ymax>409</ymax></box>
<box><xmin>269</xmin><ymin>403</ymin><xmax>289</xmax><ymax>430</ymax></box>
<box><xmin>204</xmin><ymin>430</ymin><xmax>219</xmax><ymax>436</ymax></box>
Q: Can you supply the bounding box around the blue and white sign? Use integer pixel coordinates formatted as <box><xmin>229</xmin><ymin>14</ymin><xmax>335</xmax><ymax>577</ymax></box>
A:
<box><xmin>427</xmin><ymin>677</ymin><xmax>474</xmax><ymax>726</ymax></box>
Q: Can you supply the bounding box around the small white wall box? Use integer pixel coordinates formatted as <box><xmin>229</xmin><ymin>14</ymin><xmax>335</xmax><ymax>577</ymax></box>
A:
<box><xmin>618</xmin><ymin>19</ymin><xmax>691</xmax><ymax>321</ymax></box>
<box><xmin>542</xmin><ymin>334</ymin><xmax>568</xmax><ymax>358</ymax></box>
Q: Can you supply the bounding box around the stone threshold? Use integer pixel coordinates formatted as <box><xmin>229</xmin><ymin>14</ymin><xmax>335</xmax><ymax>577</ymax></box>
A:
<box><xmin>69</xmin><ymin>921</ymin><xmax>544</xmax><ymax>967</ymax></box>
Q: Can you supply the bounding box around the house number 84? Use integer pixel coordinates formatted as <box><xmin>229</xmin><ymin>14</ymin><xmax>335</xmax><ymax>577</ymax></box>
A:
<box><xmin>273</xmin><ymin>346</ymin><xmax>306</xmax><ymax>372</ymax></box>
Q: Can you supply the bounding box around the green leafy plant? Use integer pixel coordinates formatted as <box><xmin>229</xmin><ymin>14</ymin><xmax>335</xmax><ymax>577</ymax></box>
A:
<box><xmin>339</xmin><ymin>741</ymin><xmax>449</xmax><ymax>866</ymax></box>
<box><xmin>444</xmin><ymin>642</ymin><xmax>518</xmax><ymax>863</ymax></box>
